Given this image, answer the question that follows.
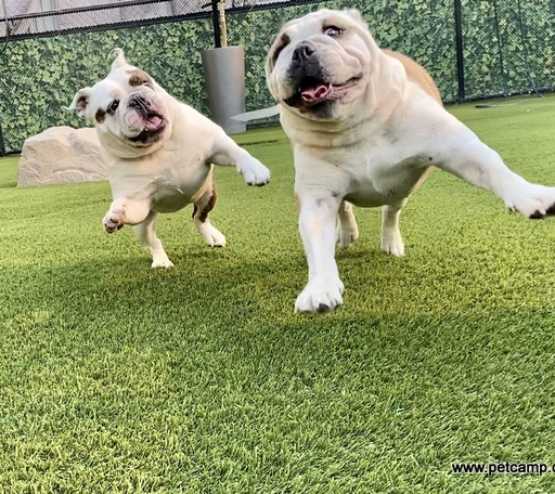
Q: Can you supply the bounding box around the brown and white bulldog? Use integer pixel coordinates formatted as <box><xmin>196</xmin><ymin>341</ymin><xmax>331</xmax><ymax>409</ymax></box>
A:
<box><xmin>266</xmin><ymin>9</ymin><xmax>555</xmax><ymax>313</ymax></box>
<box><xmin>70</xmin><ymin>49</ymin><xmax>270</xmax><ymax>268</ymax></box>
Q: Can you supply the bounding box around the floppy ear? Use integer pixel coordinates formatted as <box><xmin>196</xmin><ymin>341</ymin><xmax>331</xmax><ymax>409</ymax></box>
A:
<box><xmin>265</xmin><ymin>34</ymin><xmax>279</xmax><ymax>75</ymax></box>
<box><xmin>265</xmin><ymin>32</ymin><xmax>286</xmax><ymax>99</ymax></box>
<box><xmin>111</xmin><ymin>48</ymin><xmax>128</xmax><ymax>70</ymax></box>
<box><xmin>67</xmin><ymin>87</ymin><xmax>92</xmax><ymax>118</ymax></box>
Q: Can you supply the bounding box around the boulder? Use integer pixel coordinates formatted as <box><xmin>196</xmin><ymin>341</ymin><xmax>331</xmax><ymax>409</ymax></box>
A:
<box><xmin>17</xmin><ymin>126</ymin><xmax>108</xmax><ymax>187</ymax></box>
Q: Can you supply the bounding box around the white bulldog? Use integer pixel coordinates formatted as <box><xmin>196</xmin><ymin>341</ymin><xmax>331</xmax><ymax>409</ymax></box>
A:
<box><xmin>69</xmin><ymin>49</ymin><xmax>270</xmax><ymax>268</ymax></box>
<box><xmin>266</xmin><ymin>9</ymin><xmax>555</xmax><ymax>313</ymax></box>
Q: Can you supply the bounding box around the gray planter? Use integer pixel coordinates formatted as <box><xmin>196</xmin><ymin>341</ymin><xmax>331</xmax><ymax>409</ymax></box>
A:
<box><xmin>202</xmin><ymin>46</ymin><xmax>246</xmax><ymax>134</ymax></box>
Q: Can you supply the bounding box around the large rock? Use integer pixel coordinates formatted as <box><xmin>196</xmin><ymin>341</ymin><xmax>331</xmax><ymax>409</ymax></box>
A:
<box><xmin>17</xmin><ymin>126</ymin><xmax>108</xmax><ymax>187</ymax></box>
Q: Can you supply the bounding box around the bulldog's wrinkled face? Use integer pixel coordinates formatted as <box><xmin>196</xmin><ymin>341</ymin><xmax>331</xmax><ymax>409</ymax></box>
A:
<box><xmin>70</xmin><ymin>49</ymin><xmax>171</xmax><ymax>157</ymax></box>
<box><xmin>266</xmin><ymin>9</ymin><xmax>373</xmax><ymax>120</ymax></box>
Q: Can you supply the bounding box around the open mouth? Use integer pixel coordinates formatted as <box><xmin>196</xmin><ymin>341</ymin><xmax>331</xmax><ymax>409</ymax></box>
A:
<box><xmin>129</xmin><ymin>111</ymin><xmax>166</xmax><ymax>144</ymax></box>
<box><xmin>284</xmin><ymin>74</ymin><xmax>362</xmax><ymax>109</ymax></box>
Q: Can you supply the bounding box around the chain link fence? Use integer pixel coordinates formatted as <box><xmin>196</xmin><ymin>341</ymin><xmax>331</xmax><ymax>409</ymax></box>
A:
<box><xmin>0</xmin><ymin>0</ymin><xmax>315</xmax><ymax>39</ymax></box>
<box><xmin>0</xmin><ymin>0</ymin><xmax>553</xmax><ymax>154</ymax></box>
<box><xmin>0</xmin><ymin>1</ymin><xmax>201</xmax><ymax>39</ymax></box>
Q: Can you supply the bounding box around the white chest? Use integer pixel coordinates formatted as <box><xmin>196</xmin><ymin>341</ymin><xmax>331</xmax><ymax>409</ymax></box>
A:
<box><xmin>151</xmin><ymin>161</ymin><xmax>209</xmax><ymax>212</ymax></box>
<box><xmin>296</xmin><ymin>134</ymin><xmax>431</xmax><ymax>207</ymax></box>
<box><xmin>346</xmin><ymin>150</ymin><xmax>429</xmax><ymax>207</ymax></box>
<box><xmin>109</xmin><ymin>149</ymin><xmax>210</xmax><ymax>213</ymax></box>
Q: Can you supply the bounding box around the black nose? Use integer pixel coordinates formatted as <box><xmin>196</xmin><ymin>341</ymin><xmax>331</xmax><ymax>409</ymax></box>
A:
<box><xmin>292</xmin><ymin>43</ymin><xmax>316</xmax><ymax>63</ymax></box>
<box><xmin>129</xmin><ymin>94</ymin><xmax>150</xmax><ymax>109</ymax></box>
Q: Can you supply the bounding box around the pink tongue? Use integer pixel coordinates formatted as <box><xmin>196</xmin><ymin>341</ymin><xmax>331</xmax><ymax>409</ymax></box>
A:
<box><xmin>301</xmin><ymin>84</ymin><xmax>332</xmax><ymax>103</ymax></box>
<box><xmin>144</xmin><ymin>116</ymin><xmax>162</xmax><ymax>130</ymax></box>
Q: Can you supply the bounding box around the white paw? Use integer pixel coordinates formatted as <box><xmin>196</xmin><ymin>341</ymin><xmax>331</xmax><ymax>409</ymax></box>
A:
<box><xmin>295</xmin><ymin>277</ymin><xmax>344</xmax><ymax>313</ymax></box>
<box><xmin>506</xmin><ymin>184</ymin><xmax>555</xmax><ymax>219</ymax></box>
<box><xmin>381</xmin><ymin>232</ymin><xmax>405</xmax><ymax>257</ymax></box>
<box><xmin>151</xmin><ymin>256</ymin><xmax>174</xmax><ymax>269</ymax></box>
<box><xmin>102</xmin><ymin>209</ymin><xmax>125</xmax><ymax>234</ymax></box>
<box><xmin>337</xmin><ymin>224</ymin><xmax>359</xmax><ymax>248</ymax></box>
<box><xmin>204</xmin><ymin>224</ymin><xmax>226</xmax><ymax>247</ymax></box>
<box><xmin>239</xmin><ymin>157</ymin><xmax>271</xmax><ymax>186</ymax></box>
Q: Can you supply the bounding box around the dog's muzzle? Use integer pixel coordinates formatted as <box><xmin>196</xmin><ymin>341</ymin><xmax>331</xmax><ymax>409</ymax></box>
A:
<box><xmin>284</xmin><ymin>42</ymin><xmax>333</xmax><ymax>114</ymax></box>
<box><xmin>283</xmin><ymin>44</ymin><xmax>362</xmax><ymax>115</ymax></box>
<box><xmin>128</xmin><ymin>93</ymin><xmax>155</xmax><ymax>117</ymax></box>
<box><xmin>126</xmin><ymin>93</ymin><xmax>166</xmax><ymax>144</ymax></box>
<box><xmin>286</xmin><ymin>43</ymin><xmax>327</xmax><ymax>95</ymax></box>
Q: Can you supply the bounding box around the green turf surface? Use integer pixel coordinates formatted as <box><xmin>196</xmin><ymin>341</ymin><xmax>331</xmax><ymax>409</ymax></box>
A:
<box><xmin>1</xmin><ymin>95</ymin><xmax>555</xmax><ymax>493</ymax></box>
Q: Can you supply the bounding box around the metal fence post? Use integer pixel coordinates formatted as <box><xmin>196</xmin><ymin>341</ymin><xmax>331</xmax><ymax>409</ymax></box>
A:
<box><xmin>211</xmin><ymin>0</ymin><xmax>221</xmax><ymax>48</ymax></box>
<box><xmin>0</xmin><ymin>126</ymin><xmax>5</xmax><ymax>156</ymax></box>
<box><xmin>492</xmin><ymin>0</ymin><xmax>508</xmax><ymax>96</ymax></box>
<box><xmin>454</xmin><ymin>0</ymin><xmax>465</xmax><ymax>102</ymax></box>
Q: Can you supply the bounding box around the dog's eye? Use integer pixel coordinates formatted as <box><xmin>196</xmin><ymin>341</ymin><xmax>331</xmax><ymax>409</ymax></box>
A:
<box><xmin>323</xmin><ymin>25</ymin><xmax>343</xmax><ymax>37</ymax></box>
<box><xmin>107</xmin><ymin>99</ymin><xmax>119</xmax><ymax>114</ymax></box>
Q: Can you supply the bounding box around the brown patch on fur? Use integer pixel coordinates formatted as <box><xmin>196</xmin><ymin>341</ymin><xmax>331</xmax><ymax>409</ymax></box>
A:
<box><xmin>199</xmin><ymin>193</ymin><xmax>217</xmax><ymax>222</ymax></box>
<box><xmin>76</xmin><ymin>94</ymin><xmax>89</xmax><ymax>113</ymax></box>
<box><xmin>193</xmin><ymin>190</ymin><xmax>217</xmax><ymax>223</ymax></box>
<box><xmin>95</xmin><ymin>109</ymin><xmax>106</xmax><ymax>123</ymax></box>
<box><xmin>383</xmin><ymin>49</ymin><xmax>442</xmax><ymax>104</ymax></box>
<box><xmin>127</xmin><ymin>69</ymin><xmax>151</xmax><ymax>87</ymax></box>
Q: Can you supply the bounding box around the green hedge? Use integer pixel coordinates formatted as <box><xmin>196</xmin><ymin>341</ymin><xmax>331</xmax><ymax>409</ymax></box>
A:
<box><xmin>0</xmin><ymin>19</ymin><xmax>214</xmax><ymax>153</ymax></box>
<box><xmin>0</xmin><ymin>0</ymin><xmax>553</xmax><ymax>152</ymax></box>
<box><xmin>462</xmin><ymin>0</ymin><xmax>555</xmax><ymax>99</ymax></box>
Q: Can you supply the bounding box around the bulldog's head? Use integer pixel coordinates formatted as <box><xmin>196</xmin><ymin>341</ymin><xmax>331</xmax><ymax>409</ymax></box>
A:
<box><xmin>69</xmin><ymin>49</ymin><xmax>171</xmax><ymax>158</ymax></box>
<box><xmin>266</xmin><ymin>9</ymin><xmax>378</xmax><ymax>121</ymax></box>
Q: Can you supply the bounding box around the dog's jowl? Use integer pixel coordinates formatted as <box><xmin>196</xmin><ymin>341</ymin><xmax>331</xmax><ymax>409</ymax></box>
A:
<box><xmin>266</xmin><ymin>9</ymin><xmax>555</xmax><ymax>313</ymax></box>
<box><xmin>70</xmin><ymin>49</ymin><xmax>270</xmax><ymax>268</ymax></box>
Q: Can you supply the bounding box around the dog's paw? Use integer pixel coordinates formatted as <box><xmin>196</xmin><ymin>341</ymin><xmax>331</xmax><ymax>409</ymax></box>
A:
<box><xmin>295</xmin><ymin>277</ymin><xmax>344</xmax><ymax>313</ymax></box>
<box><xmin>239</xmin><ymin>157</ymin><xmax>271</xmax><ymax>186</ymax></box>
<box><xmin>151</xmin><ymin>256</ymin><xmax>174</xmax><ymax>269</ymax></box>
<box><xmin>381</xmin><ymin>231</ymin><xmax>405</xmax><ymax>257</ymax></box>
<box><xmin>102</xmin><ymin>210</ymin><xmax>125</xmax><ymax>234</ymax></box>
<box><xmin>205</xmin><ymin>226</ymin><xmax>226</xmax><ymax>247</ymax></box>
<box><xmin>197</xmin><ymin>221</ymin><xmax>226</xmax><ymax>247</ymax></box>
<box><xmin>337</xmin><ymin>224</ymin><xmax>359</xmax><ymax>248</ymax></box>
<box><xmin>506</xmin><ymin>184</ymin><xmax>555</xmax><ymax>220</ymax></box>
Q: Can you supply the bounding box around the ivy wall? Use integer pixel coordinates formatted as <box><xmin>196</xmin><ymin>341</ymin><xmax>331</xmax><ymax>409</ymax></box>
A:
<box><xmin>0</xmin><ymin>0</ymin><xmax>553</xmax><ymax>153</ymax></box>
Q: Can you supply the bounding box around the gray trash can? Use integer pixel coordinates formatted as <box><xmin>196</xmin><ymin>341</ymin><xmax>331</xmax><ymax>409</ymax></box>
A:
<box><xmin>202</xmin><ymin>46</ymin><xmax>246</xmax><ymax>134</ymax></box>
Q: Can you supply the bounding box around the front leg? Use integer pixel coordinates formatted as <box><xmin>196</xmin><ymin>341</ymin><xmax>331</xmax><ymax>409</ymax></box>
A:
<box><xmin>210</xmin><ymin>131</ymin><xmax>271</xmax><ymax>186</ymax></box>
<box><xmin>337</xmin><ymin>201</ymin><xmax>359</xmax><ymax>248</ymax></box>
<box><xmin>295</xmin><ymin>192</ymin><xmax>344</xmax><ymax>313</ymax></box>
<box><xmin>134</xmin><ymin>212</ymin><xmax>173</xmax><ymax>269</ymax></box>
<box><xmin>436</xmin><ymin>126</ymin><xmax>555</xmax><ymax>219</ymax></box>
<box><xmin>102</xmin><ymin>197</ymin><xmax>151</xmax><ymax>233</ymax></box>
<box><xmin>381</xmin><ymin>201</ymin><xmax>406</xmax><ymax>257</ymax></box>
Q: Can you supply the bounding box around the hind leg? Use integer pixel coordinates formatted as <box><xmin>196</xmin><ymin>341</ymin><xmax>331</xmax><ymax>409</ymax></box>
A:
<box><xmin>337</xmin><ymin>201</ymin><xmax>359</xmax><ymax>248</ymax></box>
<box><xmin>134</xmin><ymin>212</ymin><xmax>173</xmax><ymax>268</ymax></box>
<box><xmin>381</xmin><ymin>200</ymin><xmax>406</xmax><ymax>257</ymax></box>
<box><xmin>193</xmin><ymin>189</ymin><xmax>226</xmax><ymax>247</ymax></box>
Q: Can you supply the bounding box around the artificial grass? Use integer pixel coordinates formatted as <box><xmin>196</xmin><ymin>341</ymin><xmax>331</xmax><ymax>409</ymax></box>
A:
<box><xmin>1</xmin><ymin>94</ymin><xmax>555</xmax><ymax>493</ymax></box>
